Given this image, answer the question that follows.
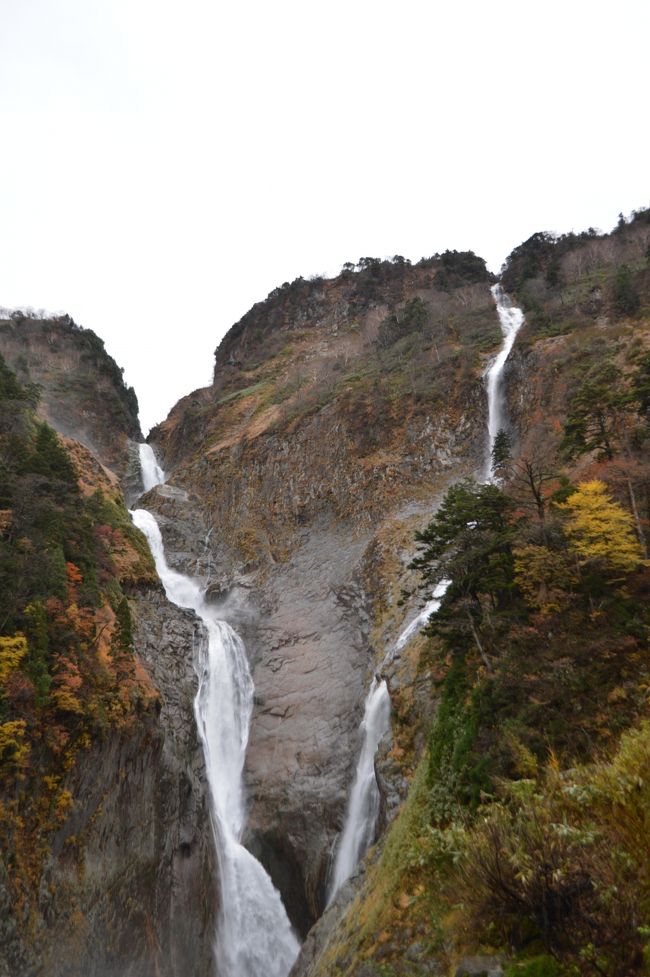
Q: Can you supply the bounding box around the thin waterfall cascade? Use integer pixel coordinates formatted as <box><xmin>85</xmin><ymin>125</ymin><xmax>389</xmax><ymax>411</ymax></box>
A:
<box><xmin>327</xmin><ymin>678</ymin><xmax>390</xmax><ymax>904</ymax></box>
<box><xmin>393</xmin><ymin>579</ymin><xmax>451</xmax><ymax>654</ymax></box>
<box><xmin>328</xmin><ymin>285</ymin><xmax>524</xmax><ymax>902</ymax></box>
<box><xmin>130</xmin><ymin>507</ymin><xmax>299</xmax><ymax>977</ymax></box>
<box><xmin>327</xmin><ymin>579</ymin><xmax>450</xmax><ymax>904</ymax></box>
<box><xmin>139</xmin><ymin>442</ymin><xmax>166</xmax><ymax>492</ymax></box>
<box><xmin>484</xmin><ymin>284</ymin><xmax>525</xmax><ymax>481</ymax></box>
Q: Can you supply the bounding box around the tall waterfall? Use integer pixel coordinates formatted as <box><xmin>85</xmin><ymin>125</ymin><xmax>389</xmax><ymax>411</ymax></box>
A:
<box><xmin>484</xmin><ymin>284</ymin><xmax>525</xmax><ymax>480</ymax></box>
<box><xmin>139</xmin><ymin>442</ymin><xmax>166</xmax><ymax>492</ymax></box>
<box><xmin>131</xmin><ymin>505</ymin><xmax>299</xmax><ymax>977</ymax></box>
<box><xmin>327</xmin><ymin>284</ymin><xmax>524</xmax><ymax>903</ymax></box>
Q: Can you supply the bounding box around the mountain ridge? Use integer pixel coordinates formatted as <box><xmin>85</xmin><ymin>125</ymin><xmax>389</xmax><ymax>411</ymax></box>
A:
<box><xmin>0</xmin><ymin>207</ymin><xmax>649</xmax><ymax>976</ymax></box>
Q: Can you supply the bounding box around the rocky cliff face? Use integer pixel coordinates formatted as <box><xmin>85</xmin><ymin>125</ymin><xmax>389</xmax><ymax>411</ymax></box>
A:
<box><xmin>7</xmin><ymin>215</ymin><xmax>647</xmax><ymax>976</ymax></box>
<box><xmin>285</xmin><ymin>215</ymin><xmax>650</xmax><ymax>977</ymax></box>
<box><xmin>0</xmin><ymin>534</ymin><xmax>218</xmax><ymax>977</ymax></box>
<box><xmin>0</xmin><ymin>312</ymin><xmax>141</xmax><ymax>479</ymax></box>
<box><xmin>148</xmin><ymin>255</ymin><xmax>499</xmax><ymax>934</ymax></box>
<box><xmin>39</xmin><ymin>595</ymin><xmax>214</xmax><ymax>977</ymax></box>
<box><xmin>0</xmin><ymin>337</ymin><xmax>216</xmax><ymax>977</ymax></box>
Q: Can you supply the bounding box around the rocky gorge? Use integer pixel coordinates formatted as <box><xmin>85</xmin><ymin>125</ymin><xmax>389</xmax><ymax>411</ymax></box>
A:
<box><xmin>1</xmin><ymin>211</ymin><xmax>650</xmax><ymax>977</ymax></box>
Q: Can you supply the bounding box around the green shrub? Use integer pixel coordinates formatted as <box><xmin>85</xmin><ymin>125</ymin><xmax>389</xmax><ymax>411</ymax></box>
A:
<box><xmin>376</xmin><ymin>297</ymin><xmax>430</xmax><ymax>349</ymax></box>
<box><xmin>453</xmin><ymin>725</ymin><xmax>650</xmax><ymax>975</ymax></box>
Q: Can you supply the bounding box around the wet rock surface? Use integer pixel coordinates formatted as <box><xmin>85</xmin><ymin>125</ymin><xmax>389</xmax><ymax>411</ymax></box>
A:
<box><xmin>144</xmin><ymin>485</ymin><xmax>377</xmax><ymax>935</ymax></box>
<box><xmin>143</xmin><ymin>340</ymin><xmax>488</xmax><ymax>941</ymax></box>
<box><xmin>243</xmin><ymin>521</ymin><xmax>374</xmax><ymax>934</ymax></box>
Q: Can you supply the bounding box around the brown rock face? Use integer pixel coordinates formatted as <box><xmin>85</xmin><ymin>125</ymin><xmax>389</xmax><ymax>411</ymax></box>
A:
<box><xmin>0</xmin><ymin>253</ymin><xmax>501</xmax><ymax>971</ymax></box>
<box><xmin>149</xmin><ymin>257</ymin><xmax>499</xmax><ymax>933</ymax></box>
<box><xmin>0</xmin><ymin>313</ymin><xmax>141</xmax><ymax>478</ymax></box>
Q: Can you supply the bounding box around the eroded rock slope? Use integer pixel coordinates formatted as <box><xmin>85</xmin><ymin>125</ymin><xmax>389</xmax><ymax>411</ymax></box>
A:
<box><xmin>149</xmin><ymin>254</ymin><xmax>500</xmax><ymax>932</ymax></box>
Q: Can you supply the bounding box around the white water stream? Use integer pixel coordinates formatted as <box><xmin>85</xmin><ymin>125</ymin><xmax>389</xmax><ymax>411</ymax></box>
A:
<box><xmin>327</xmin><ymin>284</ymin><xmax>524</xmax><ymax>903</ymax></box>
<box><xmin>139</xmin><ymin>442</ymin><xmax>166</xmax><ymax>492</ymax></box>
<box><xmin>484</xmin><ymin>284</ymin><xmax>525</xmax><ymax>480</ymax></box>
<box><xmin>131</xmin><ymin>497</ymin><xmax>299</xmax><ymax>976</ymax></box>
<box><xmin>326</xmin><ymin>677</ymin><xmax>390</xmax><ymax>902</ymax></box>
<box><xmin>326</xmin><ymin>580</ymin><xmax>449</xmax><ymax>904</ymax></box>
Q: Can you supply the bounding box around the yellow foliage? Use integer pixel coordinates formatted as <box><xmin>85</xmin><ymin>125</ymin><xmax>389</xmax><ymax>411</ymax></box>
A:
<box><xmin>52</xmin><ymin>688</ymin><xmax>84</xmax><ymax>715</ymax></box>
<box><xmin>503</xmin><ymin>728</ymin><xmax>539</xmax><ymax>778</ymax></box>
<box><xmin>53</xmin><ymin>789</ymin><xmax>73</xmax><ymax>821</ymax></box>
<box><xmin>78</xmin><ymin>730</ymin><xmax>92</xmax><ymax>750</ymax></box>
<box><xmin>0</xmin><ymin>634</ymin><xmax>27</xmax><ymax>684</ymax></box>
<box><xmin>558</xmin><ymin>480</ymin><xmax>645</xmax><ymax>574</ymax></box>
<box><xmin>513</xmin><ymin>544</ymin><xmax>577</xmax><ymax>613</ymax></box>
<box><xmin>0</xmin><ymin>720</ymin><xmax>30</xmax><ymax>772</ymax></box>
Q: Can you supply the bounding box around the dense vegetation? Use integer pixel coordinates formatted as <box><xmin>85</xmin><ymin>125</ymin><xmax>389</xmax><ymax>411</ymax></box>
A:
<box><xmin>307</xmin><ymin>213</ymin><xmax>650</xmax><ymax>977</ymax></box>
<box><xmin>0</xmin><ymin>353</ymin><xmax>155</xmax><ymax>929</ymax></box>
<box><xmin>397</xmin><ymin>347</ymin><xmax>650</xmax><ymax>974</ymax></box>
<box><xmin>501</xmin><ymin>206</ymin><xmax>650</xmax><ymax>344</ymax></box>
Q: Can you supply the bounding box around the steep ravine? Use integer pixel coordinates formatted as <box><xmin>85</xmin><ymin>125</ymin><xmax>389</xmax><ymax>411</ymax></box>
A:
<box><xmin>0</xmin><ymin>260</ymin><xmax>568</xmax><ymax>975</ymax></box>
<box><xmin>145</xmin><ymin>260</ymin><xmax>498</xmax><ymax>938</ymax></box>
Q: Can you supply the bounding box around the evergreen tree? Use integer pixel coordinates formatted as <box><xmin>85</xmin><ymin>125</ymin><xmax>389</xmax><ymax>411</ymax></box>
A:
<box><xmin>0</xmin><ymin>354</ymin><xmax>27</xmax><ymax>403</ymax></box>
<box><xmin>631</xmin><ymin>352</ymin><xmax>650</xmax><ymax>423</ymax></box>
<box><xmin>410</xmin><ymin>480</ymin><xmax>516</xmax><ymax>664</ymax></box>
<box><xmin>612</xmin><ymin>264</ymin><xmax>640</xmax><ymax>317</ymax></box>
<box><xmin>28</xmin><ymin>423</ymin><xmax>77</xmax><ymax>484</ymax></box>
<box><xmin>411</xmin><ymin>480</ymin><xmax>514</xmax><ymax>598</ymax></box>
<box><xmin>23</xmin><ymin>601</ymin><xmax>51</xmax><ymax>704</ymax></box>
<box><xmin>111</xmin><ymin>597</ymin><xmax>135</xmax><ymax>684</ymax></box>
<box><xmin>491</xmin><ymin>429</ymin><xmax>512</xmax><ymax>479</ymax></box>
<box><xmin>561</xmin><ymin>362</ymin><xmax>622</xmax><ymax>461</ymax></box>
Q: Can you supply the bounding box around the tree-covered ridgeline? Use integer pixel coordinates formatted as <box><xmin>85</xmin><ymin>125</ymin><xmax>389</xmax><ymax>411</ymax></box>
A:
<box><xmin>0</xmin><ymin>353</ymin><xmax>155</xmax><ymax>916</ymax></box>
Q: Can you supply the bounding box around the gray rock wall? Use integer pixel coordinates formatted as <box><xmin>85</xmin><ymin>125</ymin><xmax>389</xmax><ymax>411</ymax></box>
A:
<box><xmin>10</xmin><ymin>586</ymin><xmax>219</xmax><ymax>977</ymax></box>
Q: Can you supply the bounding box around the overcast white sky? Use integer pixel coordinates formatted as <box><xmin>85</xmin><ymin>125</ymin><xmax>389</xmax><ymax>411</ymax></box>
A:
<box><xmin>1</xmin><ymin>0</ymin><xmax>648</xmax><ymax>432</ymax></box>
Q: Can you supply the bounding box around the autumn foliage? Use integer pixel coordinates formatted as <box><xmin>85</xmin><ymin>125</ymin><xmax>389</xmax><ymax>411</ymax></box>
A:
<box><xmin>0</xmin><ymin>353</ymin><xmax>157</xmax><ymax>931</ymax></box>
<box><xmin>407</xmin><ymin>353</ymin><xmax>650</xmax><ymax>974</ymax></box>
<box><xmin>558</xmin><ymin>479</ymin><xmax>645</xmax><ymax>574</ymax></box>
